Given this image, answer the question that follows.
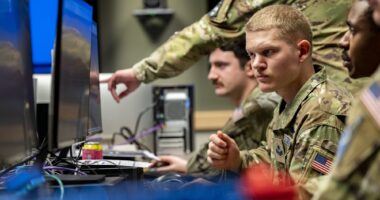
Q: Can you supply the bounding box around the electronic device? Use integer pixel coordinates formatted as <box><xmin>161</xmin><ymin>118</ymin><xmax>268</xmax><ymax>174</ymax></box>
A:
<box><xmin>0</xmin><ymin>0</ymin><xmax>37</xmax><ymax>167</ymax></box>
<box><xmin>77</xmin><ymin>159</ymin><xmax>145</xmax><ymax>179</ymax></box>
<box><xmin>102</xmin><ymin>149</ymin><xmax>160</xmax><ymax>161</ymax></box>
<box><xmin>153</xmin><ymin>85</ymin><xmax>194</xmax><ymax>154</ymax></box>
<box><xmin>88</xmin><ymin>21</ymin><xmax>103</xmax><ymax>135</ymax></box>
<box><xmin>48</xmin><ymin>0</ymin><xmax>93</xmax><ymax>151</ymax></box>
<box><xmin>48</xmin><ymin>174</ymin><xmax>106</xmax><ymax>185</ymax></box>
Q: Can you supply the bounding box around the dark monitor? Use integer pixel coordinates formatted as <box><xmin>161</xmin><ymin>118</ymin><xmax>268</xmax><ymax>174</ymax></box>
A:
<box><xmin>0</xmin><ymin>0</ymin><xmax>37</xmax><ymax>166</ymax></box>
<box><xmin>48</xmin><ymin>0</ymin><xmax>93</xmax><ymax>150</ymax></box>
<box><xmin>88</xmin><ymin>22</ymin><xmax>102</xmax><ymax>135</ymax></box>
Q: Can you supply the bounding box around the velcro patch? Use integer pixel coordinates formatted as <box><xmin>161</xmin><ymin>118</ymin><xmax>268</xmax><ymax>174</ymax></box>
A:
<box><xmin>311</xmin><ymin>153</ymin><xmax>333</xmax><ymax>175</ymax></box>
<box><xmin>360</xmin><ymin>82</ymin><xmax>380</xmax><ymax>128</ymax></box>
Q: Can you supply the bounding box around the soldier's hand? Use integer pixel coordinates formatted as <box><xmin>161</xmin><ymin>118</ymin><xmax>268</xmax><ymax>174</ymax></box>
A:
<box><xmin>100</xmin><ymin>68</ymin><xmax>141</xmax><ymax>103</ymax></box>
<box><xmin>207</xmin><ymin>131</ymin><xmax>241</xmax><ymax>172</ymax></box>
<box><xmin>149</xmin><ymin>155</ymin><xmax>188</xmax><ymax>173</ymax></box>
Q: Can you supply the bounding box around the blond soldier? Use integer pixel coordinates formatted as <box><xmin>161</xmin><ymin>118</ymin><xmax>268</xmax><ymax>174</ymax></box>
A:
<box><xmin>102</xmin><ymin>0</ymin><xmax>358</xmax><ymax>102</ymax></box>
<box><xmin>207</xmin><ymin>5</ymin><xmax>352</xmax><ymax>194</ymax></box>
<box><xmin>149</xmin><ymin>40</ymin><xmax>279</xmax><ymax>177</ymax></box>
<box><xmin>186</xmin><ymin>87</ymin><xmax>279</xmax><ymax>177</ymax></box>
<box><xmin>312</xmin><ymin>0</ymin><xmax>380</xmax><ymax>199</ymax></box>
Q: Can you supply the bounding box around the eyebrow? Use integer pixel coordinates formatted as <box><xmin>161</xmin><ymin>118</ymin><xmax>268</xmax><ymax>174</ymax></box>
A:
<box><xmin>246</xmin><ymin>41</ymin><xmax>270</xmax><ymax>52</ymax></box>
<box><xmin>211</xmin><ymin>61</ymin><xmax>229</xmax><ymax>65</ymax></box>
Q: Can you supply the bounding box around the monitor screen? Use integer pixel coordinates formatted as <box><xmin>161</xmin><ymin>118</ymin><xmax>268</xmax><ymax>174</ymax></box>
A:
<box><xmin>0</xmin><ymin>0</ymin><xmax>37</xmax><ymax>165</ymax></box>
<box><xmin>88</xmin><ymin>22</ymin><xmax>102</xmax><ymax>135</ymax></box>
<box><xmin>49</xmin><ymin>0</ymin><xmax>93</xmax><ymax>150</ymax></box>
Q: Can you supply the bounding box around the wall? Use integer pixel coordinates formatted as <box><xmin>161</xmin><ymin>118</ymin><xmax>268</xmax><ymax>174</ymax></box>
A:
<box><xmin>96</xmin><ymin>1</ymin><xmax>239</xmax><ymax>152</ymax></box>
<box><xmin>97</xmin><ymin>0</ymin><xmax>233</xmax><ymax>111</ymax></box>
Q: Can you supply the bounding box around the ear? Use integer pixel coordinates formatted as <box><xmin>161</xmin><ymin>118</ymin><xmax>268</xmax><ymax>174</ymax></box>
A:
<box><xmin>297</xmin><ymin>40</ymin><xmax>311</xmax><ymax>63</ymax></box>
<box><xmin>244</xmin><ymin>61</ymin><xmax>255</xmax><ymax>77</ymax></box>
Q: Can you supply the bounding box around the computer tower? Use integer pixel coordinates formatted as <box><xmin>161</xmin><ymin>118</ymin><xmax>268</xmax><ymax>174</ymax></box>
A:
<box><xmin>153</xmin><ymin>85</ymin><xmax>194</xmax><ymax>155</ymax></box>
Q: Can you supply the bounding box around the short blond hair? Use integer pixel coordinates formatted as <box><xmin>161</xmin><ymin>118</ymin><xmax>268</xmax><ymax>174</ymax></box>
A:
<box><xmin>246</xmin><ymin>5</ymin><xmax>312</xmax><ymax>45</ymax></box>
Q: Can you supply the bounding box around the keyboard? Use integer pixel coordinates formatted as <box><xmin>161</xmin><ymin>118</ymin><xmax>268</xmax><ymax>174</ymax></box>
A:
<box><xmin>103</xmin><ymin>150</ymin><xmax>160</xmax><ymax>161</ymax></box>
<box><xmin>77</xmin><ymin>159</ymin><xmax>150</xmax><ymax>168</ymax></box>
<box><xmin>77</xmin><ymin>159</ymin><xmax>146</xmax><ymax>179</ymax></box>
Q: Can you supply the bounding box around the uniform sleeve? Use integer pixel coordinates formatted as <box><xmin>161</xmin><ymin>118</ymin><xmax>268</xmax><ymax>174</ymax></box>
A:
<box><xmin>240</xmin><ymin>125</ymin><xmax>341</xmax><ymax>183</ymax></box>
<box><xmin>288</xmin><ymin>125</ymin><xmax>340</xmax><ymax>185</ymax></box>
<box><xmin>236</xmin><ymin>92</ymin><xmax>280</xmax><ymax>149</ymax></box>
<box><xmin>133</xmin><ymin>0</ymin><xmax>282</xmax><ymax>83</ymax></box>
<box><xmin>240</xmin><ymin>145</ymin><xmax>272</xmax><ymax>170</ymax></box>
<box><xmin>186</xmin><ymin>142</ymin><xmax>217</xmax><ymax>176</ymax></box>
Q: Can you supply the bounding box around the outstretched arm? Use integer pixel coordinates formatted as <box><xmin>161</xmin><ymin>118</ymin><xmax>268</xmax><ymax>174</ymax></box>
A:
<box><xmin>100</xmin><ymin>68</ymin><xmax>141</xmax><ymax>103</ymax></box>
<box><xmin>149</xmin><ymin>155</ymin><xmax>188</xmax><ymax>173</ymax></box>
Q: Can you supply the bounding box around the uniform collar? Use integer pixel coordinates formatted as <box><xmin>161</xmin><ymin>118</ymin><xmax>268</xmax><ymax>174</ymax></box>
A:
<box><xmin>272</xmin><ymin>65</ymin><xmax>326</xmax><ymax>131</ymax></box>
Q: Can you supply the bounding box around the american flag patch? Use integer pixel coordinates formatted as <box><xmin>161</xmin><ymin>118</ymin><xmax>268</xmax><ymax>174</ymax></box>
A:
<box><xmin>360</xmin><ymin>82</ymin><xmax>380</xmax><ymax>128</ymax></box>
<box><xmin>311</xmin><ymin>153</ymin><xmax>332</xmax><ymax>175</ymax></box>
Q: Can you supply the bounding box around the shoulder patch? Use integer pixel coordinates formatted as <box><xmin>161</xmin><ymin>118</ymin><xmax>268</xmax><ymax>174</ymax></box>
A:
<box><xmin>335</xmin><ymin>117</ymin><xmax>363</xmax><ymax>165</ymax></box>
<box><xmin>360</xmin><ymin>82</ymin><xmax>380</xmax><ymax>128</ymax></box>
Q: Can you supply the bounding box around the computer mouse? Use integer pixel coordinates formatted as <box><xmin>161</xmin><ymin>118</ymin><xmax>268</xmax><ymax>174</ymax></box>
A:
<box><xmin>150</xmin><ymin>172</ymin><xmax>185</xmax><ymax>191</ymax></box>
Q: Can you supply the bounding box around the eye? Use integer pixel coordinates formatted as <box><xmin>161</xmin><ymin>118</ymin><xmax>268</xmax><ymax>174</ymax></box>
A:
<box><xmin>215</xmin><ymin>62</ymin><xmax>228</xmax><ymax>69</ymax></box>
<box><xmin>349</xmin><ymin>26</ymin><xmax>356</xmax><ymax>35</ymax></box>
<box><xmin>262</xmin><ymin>49</ymin><xmax>275</xmax><ymax>57</ymax></box>
<box><xmin>247</xmin><ymin>51</ymin><xmax>255</xmax><ymax>59</ymax></box>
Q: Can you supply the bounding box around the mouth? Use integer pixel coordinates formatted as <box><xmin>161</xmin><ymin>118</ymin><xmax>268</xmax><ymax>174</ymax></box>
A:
<box><xmin>255</xmin><ymin>74</ymin><xmax>270</xmax><ymax>82</ymax></box>
<box><xmin>341</xmin><ymin>51</ymin><xmax>353</xmax><ymax>71</ymax></box>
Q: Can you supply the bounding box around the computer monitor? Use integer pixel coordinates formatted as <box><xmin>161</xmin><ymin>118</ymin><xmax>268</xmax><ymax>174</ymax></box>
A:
<box><xmin>0</xmin><ymin>0</ymin><xmax>37</xmax><ymax>166</ymax></box>
<box><xmin>88</xmin><ymin>22</ymin><xmax>103</xmax><ymax>135</ymax></box>
<box><xmin>48</xmin><ymin>0</ymin><xmax>93</xmax><ymax>150</ymax></box>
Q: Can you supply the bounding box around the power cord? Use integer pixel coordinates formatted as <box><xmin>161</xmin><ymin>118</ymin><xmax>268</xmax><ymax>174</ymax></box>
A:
<box><xmin>134</xmin><ymin>101</ymin><xmax>157</xmax><ymax>137</ymax></box>
<box><xmin>111</xmin><ymin>102</ymin><xmax>157</xmax><ymax>152</ymax></box>
<box><xmin>45</xmin><ymin>174</ymin><xmax>64</xmax><ymax>200</ymax></box>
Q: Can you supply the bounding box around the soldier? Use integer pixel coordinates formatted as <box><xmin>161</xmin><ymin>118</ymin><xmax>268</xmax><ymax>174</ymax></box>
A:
<box><xmin>339</xmin><ymin>0</ymin><xmax>380</xmax><ymax>80</ymax></box>
<box><xmin>149</xmin><ymin>40</ymin><xmax>279</xmax><ymax>177</ymax></box>
<box><xmin>101</xmin><ymin>0</ymin><xmax>357</xmax><ymax>101</ymax></box>
<box><xmin>312</xmin><ymin>0</ymin><xmax>380</xmax><ymax>199</ymax></box>
<box><xmin>207</xmin><ymin>5</ymin><xmax>352</xmax><ymax>196</ymax></box>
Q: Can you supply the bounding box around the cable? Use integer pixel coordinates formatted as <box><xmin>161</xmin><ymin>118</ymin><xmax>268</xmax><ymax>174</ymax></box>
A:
<box><xmin>127</xmin><ymin>123</ymin><xmax>164</xmax><ymax>144</ymax></box>
<box><xmin>73</xmin><ymin>143</ymin><xmax>83</xmax><ymax>162</ymax></box>
<box><xmin>134</xmin><ymin>101</ymin><xmax>157</xmax><ymax>137</ymax></box>
<box><xmin>43</xmin><ymin>166</ymin><xmax>87</xmax><ymax>176</ymax></box>
<box><xmin>47</xmin><ymin>151</ymin><xmax>98</xmax><ymax>175</ymax></box>
<box><xmin>121</xmin><ymin>126</ymin><xmax>152</xmax><ymax>151</ymax></box>
<box><xmin>45</xmin><ymin>174</ymin><xmax>64</xmax><ymax>200</ymax></box>
<box><xmin>110</xmin><ymin>102</ymin><xmax>157</xmax><ymax>150</ymax></box>
<box><xmin>114</xmin><ymin>126</ymin><xmax>153</xmax><ymax>152</ymax></box>
<box><xmin>113</xmin><ymin>123</ymin><xmax>163</xmax><ymax>149</ymax></box>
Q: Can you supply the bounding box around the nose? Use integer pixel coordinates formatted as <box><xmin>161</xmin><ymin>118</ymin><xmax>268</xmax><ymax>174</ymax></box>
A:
<box><xmin>208</xmin><ymin>66</ymin><xmax>218</xmax><ymax>80</ymax></box>
<box><xmin>339</xmin><ymin>31</ymin><xmax>350</xmax><ymax>50</ymax></box>
<box><xmin>250</xmin><ymin>55</ymin><xmax>266</xmax><ymax>71</ymax></box>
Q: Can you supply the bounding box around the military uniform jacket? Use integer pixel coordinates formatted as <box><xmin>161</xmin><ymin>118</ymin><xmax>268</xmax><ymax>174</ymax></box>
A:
<box><xmin>313</xmin><ymin>69</ymin><xmax>380</xmax><ymax>200</ymax></box>
<box><xmin>133</xmin><ymin>0</ymin><xmax>356</xmax><ymax>89</ymax></box>
<box><xmin>239</xmin><ymin>66</ymin><xmax>352</xmax><ymax>187</ymax></box>
<box><xmin>186</xmin><ymin>87</ymin><xmax>280</xmax><ymax>177</ymax></box>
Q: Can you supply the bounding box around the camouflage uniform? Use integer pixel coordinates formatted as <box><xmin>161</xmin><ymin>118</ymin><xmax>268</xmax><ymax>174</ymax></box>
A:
<box><xmin>132</xmin><ymin>0</ymin><xmax>364</xmax><ymax>93</ymax></box>
<box><xmin>239</xmin><ymin>66</ymin><xmax>352</xmax><ymax>188</ymax></box>
<box><xmin>313</xmin><ymin>69</ymin><xmax>380</xmax><ymax>200</ymax></box>
<box><xmin>186</xmin><ymin>87</ymin><xmax>280</xmax><ymax>177</ymax></box>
